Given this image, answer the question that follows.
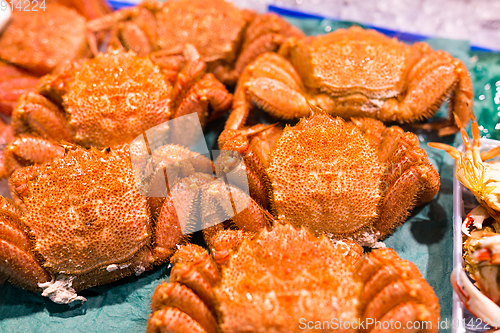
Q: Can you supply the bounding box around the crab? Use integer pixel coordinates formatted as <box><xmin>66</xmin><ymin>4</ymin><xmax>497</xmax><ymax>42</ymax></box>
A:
<box><xmin>217</xmin><ymin>113</ymin><xmax>440</xmax><ymax>246</ymax></box>
<box><xmin>450</xmin><ymin>209</ymin><xmax>500</xmax><ymax>328</ymax></box>
<box><xmin>87</xmin><ymin>0</ymin><xmax>304</xmax><ymax>86</ymax></box>
<box><xmin>147</xmin><ymin>223</ymin><xmax>440</xmax><ymax>333</ymax></box>
<box><xmin>227</xmin><ymin>26</ymin><xmax>473</xmax><ymax>137</ymax></box>
<box><xmin>429</xmin><ymin>115</ymin><xmax>500</xmax><ymax>325</ymax></box>
<box><xmin>1</xmin><ymin>45</ymin><xmax>232</xmax><ymax>178</ymax></box>
<box><xmin>0</xmin><ymin>140</ymin><xmax>268</xmax><ymax>303</ymax></box>
<box><xmin>429</xmin><ymin>114</ymin><xmax>500</xmax><ymax>222</ymax></box>
<box><xmin>0</xmin><ymin>0</ymin><xmax>112</xmax><ymax>115</ymax></box>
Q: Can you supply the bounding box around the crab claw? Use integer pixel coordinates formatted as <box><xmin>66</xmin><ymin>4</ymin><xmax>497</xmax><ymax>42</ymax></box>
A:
<box><xmin>462</xmin><ymin>206</ymin><xmax>490</xmax><ymax>236</ymax></box>
<box><xmin>451</xmin><ymin>267</ymin><xmax>500</xmax><ymax>327</ymax></box>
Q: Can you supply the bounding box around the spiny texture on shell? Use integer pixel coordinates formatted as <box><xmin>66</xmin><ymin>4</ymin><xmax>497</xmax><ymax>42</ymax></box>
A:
<box><xmin>22</xmin><ymin>147</ymin><xmax>150</xmax><ymax>275</ymax></box>
<box><xmin>297</xmin><ymin>27</ymin><xmax>407</xmax><ymax>98</ymax></box>
<box><xmin>268</xmin><ymin>114</ymin><xmax>384</xmax><ymax>236</ymax></box>
<box><xmin>216</xmin><ymin>223</ymin><xmax>363</xmax><ymax>331</ymax></box>
<box><xmin>64</xmin><ymin>50</ymin><xmax>172</xmax><ymax>147</ymax></box>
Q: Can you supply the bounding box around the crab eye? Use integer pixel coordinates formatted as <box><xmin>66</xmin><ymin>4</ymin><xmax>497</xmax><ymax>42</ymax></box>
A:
<box><xmin>105</xmin><ymin>147</ymin><xmax>111</xmax><ymax>154</ymax></box>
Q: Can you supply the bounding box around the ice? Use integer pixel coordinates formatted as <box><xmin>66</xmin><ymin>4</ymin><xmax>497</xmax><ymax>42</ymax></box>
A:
<box><xmin>230</xmin><ymin>0</ymin><xmax>500</xmax><ymax>51</ymax></box>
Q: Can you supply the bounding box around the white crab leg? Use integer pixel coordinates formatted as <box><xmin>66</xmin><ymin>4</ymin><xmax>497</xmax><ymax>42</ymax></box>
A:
<box><xmin>451</xmin><ymin>267</ymin><xmax>500</xmax><ymax>327</ymax></box>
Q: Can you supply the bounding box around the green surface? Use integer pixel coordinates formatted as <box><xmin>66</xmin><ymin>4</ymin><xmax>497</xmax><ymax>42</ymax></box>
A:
<box><xmin>2</xmin><ymin>17</ymin><xmax>500</xmax><ymax>333</ymax></box>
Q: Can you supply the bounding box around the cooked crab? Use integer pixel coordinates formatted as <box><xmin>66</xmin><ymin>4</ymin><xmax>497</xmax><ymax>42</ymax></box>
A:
<box><xmin>430</xmin><ymin>114</ymin><xmax>500</xmax><ymax>222</ymax></box>
<box><xmin>449</xmin><ymin>209</ymin><xmax>500</xmax><ymax>328</ymax></box>
<box><xmin>228</xmin><ymin>26</ymin><xmax>473</xmax><ymax>137</ymax></box>
<box><xmin>0</xmin><ymin>0</ymin><xmax>112</xmax><ymax>115</ymax></box>
<box><xmin>218</xmin><ymin>113</ymin><xmax>440</xmax><ymax>246</ymax></box>
<box><xmin>147</xmin><ymin>223</ymin><xmax>440</xmax><ymax>333</ymax></box>
<box><xmin>429</xmin><ymin>115</ymin><xmax>500</xmax><ymax>325</ymax></box>
<box><xmin>2</xmin><ymin>46</ymin><xmax>232</xmax><ymax>177</ymax></box>
<box><xmin>88</xmin><ymin>0</ymin><xmax>304</xmax><ymax>85</ymax></box>
<box><xmin>0</xmin><ymin>141</ymin><xmax>260</xmax><ymax>303</ymax></box>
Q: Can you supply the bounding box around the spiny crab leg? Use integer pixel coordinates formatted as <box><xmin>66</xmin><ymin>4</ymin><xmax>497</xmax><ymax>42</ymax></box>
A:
<box><xmin>428</xmin><ymin>114</ymin><xmax>485</xmax><ymax>196</ymax></box>
<box><xmin>451</xmin><ymin>267</ymin><xmax>500</xmax><ymax>328</ymax></box>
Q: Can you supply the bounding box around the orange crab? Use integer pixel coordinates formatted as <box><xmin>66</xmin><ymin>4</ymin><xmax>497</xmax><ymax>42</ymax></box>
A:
<box><xmin>147</xmin><ymin>223</ymin><xmax>440</xmax><ymax>333</ymax></box>
<box><xmin>88</xmin><ymin>0</ymin><xmax>304</xmax><ymax>85</ymax></box>
<box><xmin>430</xmin><ymin>114</ymin><xmax>500</xmax><ymax>222</ymax></box>
<box><xmin>218</xmin><ymin>113</ymin><xmax>440</xmax><ymax>246</ymax></box>
<box><xmin>0</xmin><ymin>0</ymin><xmax>111</xmax><ymax>115</ymax></box>
<box><xmin>1</xmin><ymin>46</ymin><xmax>232</xmax><ymax>178</ymax></box>
<box><xmin>228</xmin><ymin>26</ymin><xmax>473</xmax><ymax>137</ymax></box>
<box><xmin>0</xmin><ymin>141</ymin><xmax>265</xmax><ymax>303</ymax></box>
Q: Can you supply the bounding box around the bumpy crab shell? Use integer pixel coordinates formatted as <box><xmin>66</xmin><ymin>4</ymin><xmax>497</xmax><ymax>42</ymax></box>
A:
<box><xmin>219</xmin><ymin>113</ymin><xmax>440</xmax><ymax>246</ymax></box>
<box><xmin>0</xmin><ymin>143</ymin><xmax>222</xmax><ymax>303</ymax></box>
<box><xmin>2</xmin><ymin>46</ymin><xmax>232</xmax><ymax>177</ymax></box>
<box><xmin>147</xmin><ymin>224</ymin><xmax>440</xmax><ymax>333</ymax></box>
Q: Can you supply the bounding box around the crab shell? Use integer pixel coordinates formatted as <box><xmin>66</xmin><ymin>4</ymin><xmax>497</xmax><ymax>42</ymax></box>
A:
<box><xmin>219</xmin><ymin>113</ymin><xmax>440</xmax><ymax>246</ymax></box>
<box><xmin>147</xmin><ymin>223</ymin><xmax>440</xmax><ymax>333</ymax></box>
<box><xmin>88</xmin><ymin>0</ymin><xmax>304</xmax><ymax>85</ymax></box>
<box><xmin>2</xmin><ymin>46</ymin><xmax>232</xmax><ymax>177</ymax></box>
<box><xmin>0</xmin><ymin>0</ymin><xmax>112</xmax><ymax>115</ymax></box>
<box><xmin>0</xmin><ymin>144</ymin><xmax>219</xmax><ymax>303</ymax></box>
<box><xmin>227</xmin><ymin>26</ymin><xmax>473</xmax><ymax>136</ymax></box>
<box><xmin>0</xmin><ymin>3</ymin><xmax>89</xmax><ymax>76</ymax></box>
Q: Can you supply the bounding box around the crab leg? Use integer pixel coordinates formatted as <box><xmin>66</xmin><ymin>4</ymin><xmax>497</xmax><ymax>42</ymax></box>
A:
<box><xmin>173</xmin><ymin>74</ymin><xmax>232</xmax><ymax>125</ymax></box>
<box><xmin>11</xmin><ymin>93</ymin><xmax>73</xmax><ymax>143</ymax></box>
<box><xmin>218</xmin><ymin>133</ymin><xmax>270</xmax><ymax>209</ymax></box>
<box><xmin>170</xmin><ymin>44</ymin><xmax>207</xmax><ymax>111</ymax></box>
<box><xmin>202</xmin><ymin>181</ymin><xmax>270</xmax><ymax>233</ymax></box>
<box><xmin>3</xmin><ymin>136</ymin><xmax>65</xmax><ymax>177</ymax></box>
<box><xmin>0</xmin><ymin>197</ymin><xmax>51</xmax><ymax>291</ymax></box>
<box><xmin>385</xmin><ymin>51</ymin><xmax>472</xmax><ymax>136</ymax></box>
<box><xmin>451</xmin><ymin>267</ymin><xmax>500</xmax><ymax>328</ymax></box>
<box><xmin>359</xmin><ymin>249</ymin><xmax>440</xmax><ymax>333</ymax></box>
<box><xmin>87</xmin><ymin>6</ymin><xmax>140</xmax><ymax>32</ymax></box>
<box><xmin>376</xmin><ymin>164</ymin><xmax>440</xmax><ymax>237</ymax></box>
<box><xmin>147</xmin><ymin>308</ymin><xmax>208</xmax><ymax>333</ymax></box>
<box><xmin>148</xmin><ymin>244</ymin><xmax>223</xmax><ymax>333</ymax></box>
<box><xmin>224</xmin><ymin>52</ymin><xmax>308</xmax><ymax>132</ymax></box>
<box><xmin>150</xmin><ymin>283</ymin><xmax>217</xmax><ymax>333</ymax></box>
<box><xmin>204</xmin><ymin>228</ymin><xmax>255</xmax><ymax>266</ymax></box>
<box><xmin>211</xmin><ymin>13</ymin><xmax>304</xmax><ymax>85</ymax></box>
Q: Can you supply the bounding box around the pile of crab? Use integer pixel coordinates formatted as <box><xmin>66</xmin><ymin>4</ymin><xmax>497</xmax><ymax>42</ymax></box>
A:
<box><xmin>0</xmin><ymin>0</ymin><xmax>484</xmax><ymax>331</ymax></box>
